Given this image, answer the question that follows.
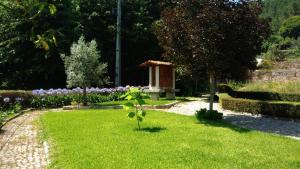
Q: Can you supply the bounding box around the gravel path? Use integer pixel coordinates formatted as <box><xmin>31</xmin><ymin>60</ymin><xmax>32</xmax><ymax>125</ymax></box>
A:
<box><xmin>0</xmin><ymin>111</ymin><xmax>49</xmax><ymax>169</ymax></box>
<box><xmin>166</xmin><ymin>98</ymin><xmax>300</xmax><ymax>140</ymax></box>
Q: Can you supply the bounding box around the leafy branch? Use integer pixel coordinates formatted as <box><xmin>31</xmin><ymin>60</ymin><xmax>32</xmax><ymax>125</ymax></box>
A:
<box><xmin>121</xmin><ymin>87</ymin><xmax>149</xmax><ymax>130</ymax></box>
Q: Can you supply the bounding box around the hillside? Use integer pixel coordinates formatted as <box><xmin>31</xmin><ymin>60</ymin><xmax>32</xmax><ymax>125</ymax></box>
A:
<box><xmin>262</xmin><ymin>0</ymin><xmax>300</xmax><ymax>32</ymax></box>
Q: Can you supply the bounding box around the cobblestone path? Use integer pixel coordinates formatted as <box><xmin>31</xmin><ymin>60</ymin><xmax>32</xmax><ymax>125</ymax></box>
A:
<box><xmin>0</xmin><ymin>111</ymin><xmax>49</xmax><ymax>169</ymax></box>
<box><xmin>166</xmin><ymin>98</ymin><xmax>300</xmax><ymax>140</ymax></box>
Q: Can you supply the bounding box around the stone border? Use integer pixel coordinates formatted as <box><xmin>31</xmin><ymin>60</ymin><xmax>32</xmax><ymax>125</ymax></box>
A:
<box><xmin>0</xmin><ymin>108</ymin><xmax>34</xmax><ymax>130</ymax></box>
<box><xmin>63</xmin><ymin>101</ymin><xmax>180</xmax><ymax>110</ymax></box>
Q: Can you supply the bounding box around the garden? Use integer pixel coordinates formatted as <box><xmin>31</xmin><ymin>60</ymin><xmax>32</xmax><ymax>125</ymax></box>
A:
<box><xmin>1</xmin><ymin>0</ymin><xmax>300</xmax><ymax>169</ymax></box>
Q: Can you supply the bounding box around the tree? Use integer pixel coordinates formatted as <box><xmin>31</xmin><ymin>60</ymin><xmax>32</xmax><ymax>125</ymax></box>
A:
<box><xmin>121</xmin><ymin>87</ymin><xmax>149</xmax><ymax>130</ymax></box>
<box><xmin>155</xmin><ymin>0</ymin><xmax>269</xmax><ymax>111</ymax></box>
<box><xmin>0</xmin><ymin>0</ymin><xmax>75</xmax><ymax>89</ymax></box>
<box><xmin>61</xmin><ymin>36</ymin><xmax>109</xmax><ymax>105</ymax></box>
<box><xmin>279</xmin><ymin>16</ymin><xmax>300</xmax><ymax>39</ymax></box>
<box><xmin>261</xmin><ymin>0</ymin><xmax>300</xmax><ymax>32</ymax></box>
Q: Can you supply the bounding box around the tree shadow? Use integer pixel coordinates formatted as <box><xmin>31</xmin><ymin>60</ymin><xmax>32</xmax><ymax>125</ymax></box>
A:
<box><xmin>135</xmin><ymin>127</ymin><xmax>167</xmax><ymax>133</ymax></box>
<box><xmin>195</xmin><ymin>119</ymin><xmax>251</xmax><ymax>133</ymax></box>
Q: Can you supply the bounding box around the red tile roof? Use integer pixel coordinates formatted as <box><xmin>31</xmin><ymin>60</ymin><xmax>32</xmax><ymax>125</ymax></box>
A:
<box><xmin>139</xmin><ymin>60</ymin><xmax>173</xmax><ymax>67</ymax></box>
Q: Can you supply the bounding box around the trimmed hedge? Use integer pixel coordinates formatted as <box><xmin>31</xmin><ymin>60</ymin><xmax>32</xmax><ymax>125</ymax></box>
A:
<box><xmin>221</xmin><ymin>96</ymin><xmax>300</xmax><ymax>119</ymax></box>
<box><xmin>218</xmin><ymin>84</ymin><xmax>300</xmax><ymax>102</ymax></box>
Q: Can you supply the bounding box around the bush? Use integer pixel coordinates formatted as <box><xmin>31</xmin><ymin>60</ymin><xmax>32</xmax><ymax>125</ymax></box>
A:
<box><xmin>31</xmin><ymin>92</ymin><xmax>124</xmax><ymax>108</ymax></box>
<box><xmin>195</xmin><ymin>108</ymin><xmax>223</xmax><ymax>121</ymax></box>
<box><xmin>0</xmin><ymin>90</ymin><xmax>33</xmax><ymax>108</ymax></box>
<box><xmin>221</xmin><ymin>97</ymin><xmax>300</xmax><ymax>119</ymax></box>
<box><xmin>218</xmin><ymin>84</ymin><xmax>234</xmax><ymax>93</ymax></box>
<box><xmin>279</xmin><ymin>16</ymin><xmax>300</xmax><ymax>39</ymax></box>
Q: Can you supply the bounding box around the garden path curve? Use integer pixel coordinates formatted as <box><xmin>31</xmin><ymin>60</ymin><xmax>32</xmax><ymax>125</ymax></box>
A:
<box><xmin>0</xmin><ymin>111</ymin><xmax>49</xmax><ymax>169</ymax></box>
<box><xmin>165</xmin><ymin>98</ymin><xmax>300</xmax><ymax>140</ymax></box>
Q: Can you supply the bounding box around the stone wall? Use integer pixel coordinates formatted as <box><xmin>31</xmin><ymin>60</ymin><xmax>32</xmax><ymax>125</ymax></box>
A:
<box><xmin>251</xmin><ymin>60</ymin><xmax>300</xmax><ymax>82</ymax></box>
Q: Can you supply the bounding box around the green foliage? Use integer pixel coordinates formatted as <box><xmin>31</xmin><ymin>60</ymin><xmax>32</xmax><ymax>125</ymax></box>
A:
<box><xmin>218</xmin><ymin>84</ymin><xmax>234</xmax><ymax>94</ymax></box>
<box><xmin>156</xmin><ymin>0</ymin><xmax>269</xmax><ymax>82</ymax></box>
<box><xmin>261</xmin><ymin>0</ymin><xmax>300</xmax><ymax>32</ymax></box>
<box><xmin>121</xmin><ymin>87</ymin><xmax>149</xmax><ymax>130</ymax></box>
<box><xmin>0</xmin><ymin>0</ymin><xmax>162</xmax><ymax>89</ymax></box>
<box><xmin>31</xmin><ymin>93</ymin><xmax>122</xmax><ymax>108</ymax></box>
<box><xmin>221</xmin><ymin>96</ymin><xmax>300</xmax><ymax>119</ymax></box>
<box><xmin>0</xmin><ymin>0</ymin><xmax>75</xmax><ymax>89</ymax></box>
<box><xmin>61</xmin><ymin>36</ymin><xmax>109</xmax><ymax>88</ymax></box>
<box><xmin>239</xmin><ymin>81</ymin><xmax>300</xmax><ymax>94</ymax></box>
<box><xmin>279</xmin><ymin>16</ymin><xmax>300</xmax><ymax>39</ymax></box>
<box><xmin>0</xmin><ymin>102</ymin><xmax>22</xmax><ymax>129</ymax></box>
<box><xmin>195</xmin><ymin>108</ymin><xmax>223</xmax><ymax>121</ymax></box>
<box><xmin>263</xmin><ymin>45</ymin><xmax>286</xmax><ymax>61</ymax></box>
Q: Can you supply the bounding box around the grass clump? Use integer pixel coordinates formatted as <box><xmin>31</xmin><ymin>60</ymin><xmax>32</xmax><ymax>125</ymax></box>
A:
<box><xmin>239</xmin><ymin>81</ymin><xmax>300</xmax><ymax>94</ymax></box>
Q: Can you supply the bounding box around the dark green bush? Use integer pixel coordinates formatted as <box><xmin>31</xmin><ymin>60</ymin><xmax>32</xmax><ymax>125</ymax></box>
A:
<box><xmin>195</xmin><ymin>108</ymin><xmax>223</xmax><ymax>121</ymax></box>
<box><xmin>218</xmin><ymin>84</ymin><xmax>233</xmax><ymax>93</ymax></box>
<box><xmin>221</xmin><ymin>97</ymin><xmax>300</xmax><ymax>119</ymax></box>
<box><xmin>279</xmin><ymin>16</ymin><xmax>300</xmax><ymax>39</ymax></box>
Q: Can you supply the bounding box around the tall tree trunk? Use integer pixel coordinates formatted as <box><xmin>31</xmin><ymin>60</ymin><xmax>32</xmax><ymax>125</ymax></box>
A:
<box><xmin>209</xmin><ymin>74</ymin><xmax>216</xmax><ymax>111</ymax></box>
<box><xmin>83</xmin><ymin>86</ymin><xmax>87</xmax><ymax>106</ymax></box>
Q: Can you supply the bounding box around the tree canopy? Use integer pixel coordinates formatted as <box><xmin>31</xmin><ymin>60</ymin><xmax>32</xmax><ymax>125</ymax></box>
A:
<box><xmin>155</xmin><ymin>0</ymin><xmax>269</xmax><ymax>109</ymax></box>
<box><xmin>261</xmin><ymin>0</ymin><xmax>300</xmax><ymax>32</ymax></box>
<box><xmin>0</xmin><ymin>0</ymin><xmax>162</xmax><ymax>89</ymax></box>
<box><xmin>61</xmin><ymin>36</ymin><xmax>109</xmax><ymax>88</ymax></box>
<box><xmin>279</xmin><ymin>16</ymin><xmax>300</xmax><ymax>39</ymax></box>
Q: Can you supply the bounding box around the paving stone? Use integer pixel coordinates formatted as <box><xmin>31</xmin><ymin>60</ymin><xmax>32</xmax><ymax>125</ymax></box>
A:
<box><xmin>165</xmin><ymin>98</ymin><xmax>300</xmax><ymax>140</ymax></box>
<box><xmin>0</xmin><ymin>111</ymin><xmax>49</xmax><ymax>169</ymax></box>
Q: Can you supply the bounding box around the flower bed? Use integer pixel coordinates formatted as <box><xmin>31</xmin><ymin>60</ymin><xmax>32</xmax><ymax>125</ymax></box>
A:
<box><xmin>0</xmin><ymin>87</ymin><xmax>129</xmax><ymax>109</ymax></box>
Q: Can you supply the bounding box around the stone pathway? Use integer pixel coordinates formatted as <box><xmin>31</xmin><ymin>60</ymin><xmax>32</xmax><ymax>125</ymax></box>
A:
<box><xmin>166</xmin><ymin>98</ymin><xmax>300</xmax><ymax>140</ymax></box>
<box><xmin>0</xmin><ymin>111</ymin><xmax>49</xmax><ymax>169</ymax></box>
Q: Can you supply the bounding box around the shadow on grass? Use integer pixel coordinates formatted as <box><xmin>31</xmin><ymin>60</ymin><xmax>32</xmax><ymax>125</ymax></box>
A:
<box><xmin>196</xmin><ymin>119</ymin><xmax>251</xmax><ymax>133</ymax></box>
<box><xmin>135</xmin><ymin>127</ymin><xmax>167</xmax><ymax>133</ymax></box>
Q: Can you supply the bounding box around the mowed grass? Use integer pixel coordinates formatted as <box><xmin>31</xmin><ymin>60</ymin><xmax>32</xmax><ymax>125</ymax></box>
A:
<box><xmin>40</xmin><ymin>110</ymin><xmax>300</xmax><ymax>169</ymax></box>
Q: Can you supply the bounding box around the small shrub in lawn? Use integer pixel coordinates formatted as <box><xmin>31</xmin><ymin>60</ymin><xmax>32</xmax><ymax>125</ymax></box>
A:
<box><xmin>121</xmin><ymin>87</ymin><xmax>149</xmax><ymax>130</ymax></box>
<box><xmin>195</xmin><ymin>108</ymin><xmax>223</xmax><ymax>121</ymax></box>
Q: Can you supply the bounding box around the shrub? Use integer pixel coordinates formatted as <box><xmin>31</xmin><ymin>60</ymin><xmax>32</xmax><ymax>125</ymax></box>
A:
<box><xmin>218</xmin><ymin>84</ymin><xmax>233</xmax><ymax>93</ymax></box>
<box><xmin>221</xmin><ymin>97</ymin><xmax>300</xmax><ymax>119</ymax></box>
<box><xmin>195</xmin><ymin>108</ymin><xmax>223</xmax><ymax>121</ymax></box>
<box><xmin>279</xmin><ymin>16</ymin><xmax>300</xmax><ymax>39</ymax></box>
<box><xmin>0</xmin><ymin>90</ymin><xmax>33</xmax><ymax>108</ymax></box>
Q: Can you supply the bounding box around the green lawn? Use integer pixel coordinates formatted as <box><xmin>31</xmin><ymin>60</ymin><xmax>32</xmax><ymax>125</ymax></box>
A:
<box><xmin>40</xmin><ymin>110</ymin><xmax>300</xmax><ymax>169</ymax></box>
<box><xmin>95</xmin><ymin>98</ymin><xmax>178</xmax><ymax>106</ymax></box>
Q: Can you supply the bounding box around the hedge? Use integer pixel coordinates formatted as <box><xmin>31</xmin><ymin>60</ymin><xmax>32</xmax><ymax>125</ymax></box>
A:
<box><xmin>221</xmin><ymin>96</ymin><xmax>300</xmax><ymax>119</ymax></box>
<box><xmin>0</xmin><ymin>90</ymin><xmax>124</xmax><ymax>109</ymax></box>
<box><xmin>218</xmin><ymin>84</ymin><xmax>300</xmax><ymax>102</ymax></box>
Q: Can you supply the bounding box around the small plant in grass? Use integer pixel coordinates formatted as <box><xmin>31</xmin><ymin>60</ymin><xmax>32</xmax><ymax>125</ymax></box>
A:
<box><xmin>121</xmin><ymin>87</ymin><xmax>149</xmax><ymax>130</ymax></box>
<box><xmin>195</xmin><ymin>108</ymin><xmax>223</xmax><ymax>121</ymax></box>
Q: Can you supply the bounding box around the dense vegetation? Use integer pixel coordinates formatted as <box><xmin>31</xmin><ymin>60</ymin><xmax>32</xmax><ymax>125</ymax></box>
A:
<box><xmin>261</xmin><ymin>0</ymin><xmax>300</xmax><ymax>62</ymax></box>
<box><xmin>0</xmin><ymin>0</ymin><xmax>162</xmax><ymax>89</ymax></box>
<box><xmin>261</xmin><ymin>0</ymin><xmax>300</xmax><ymax>32</ymax></box>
